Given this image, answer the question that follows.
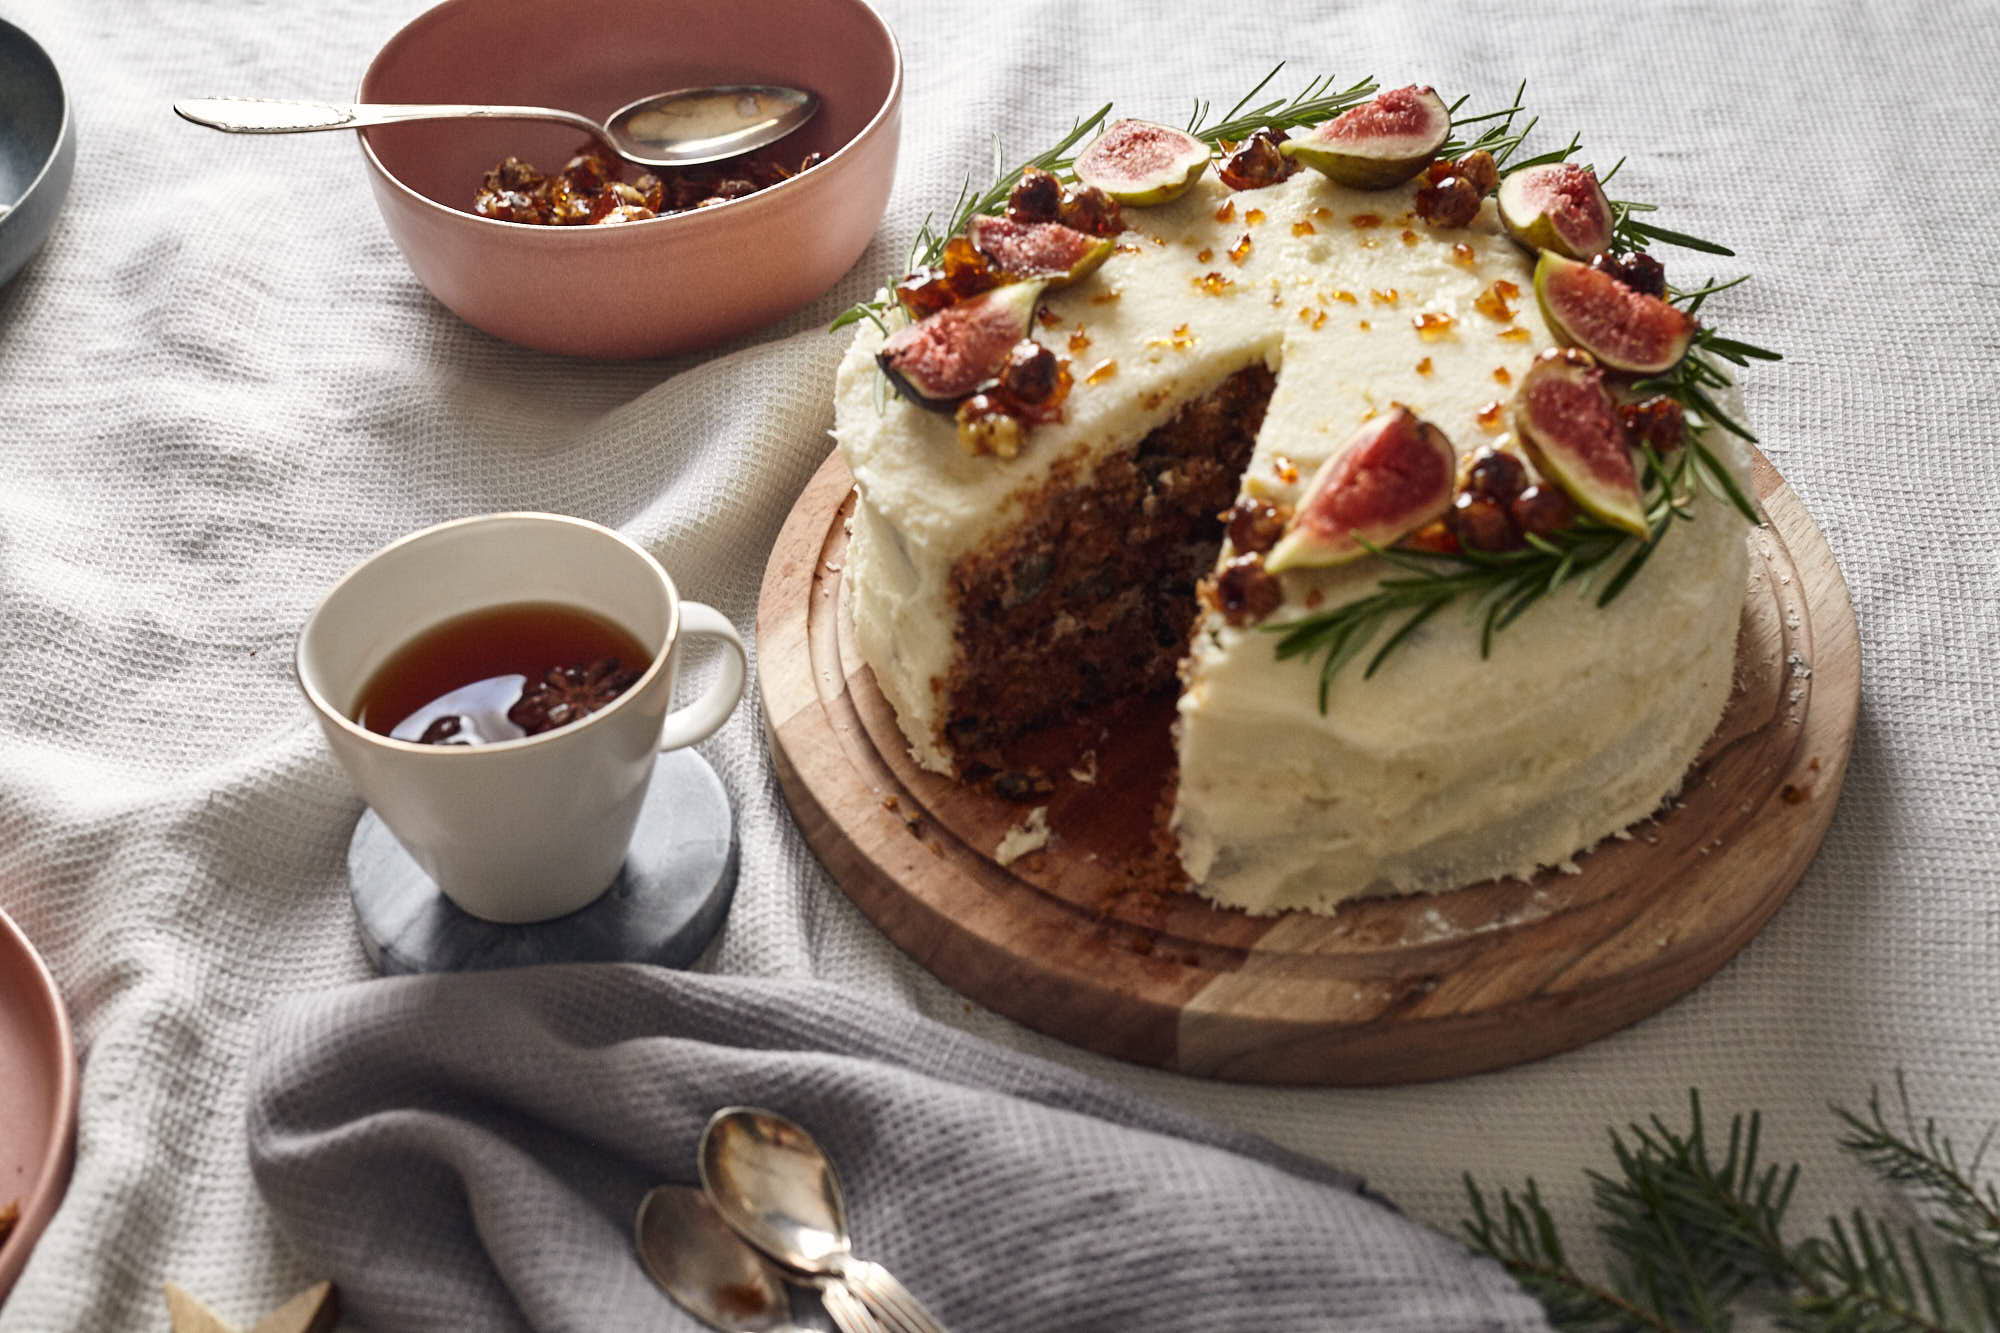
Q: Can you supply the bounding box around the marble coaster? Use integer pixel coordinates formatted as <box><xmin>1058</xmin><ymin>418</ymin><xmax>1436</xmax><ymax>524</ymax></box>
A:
<box><xmin>349</xmin><ymin>749</ymin><xmax>736</xmax><ymax>976</ymax></box>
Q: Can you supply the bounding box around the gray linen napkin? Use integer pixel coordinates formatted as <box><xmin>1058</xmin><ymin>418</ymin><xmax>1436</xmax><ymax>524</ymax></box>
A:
<box><xmin>245</xmin><ymin>964</ymin><xmax>1552</xmax><ymax>1331</ymax></box>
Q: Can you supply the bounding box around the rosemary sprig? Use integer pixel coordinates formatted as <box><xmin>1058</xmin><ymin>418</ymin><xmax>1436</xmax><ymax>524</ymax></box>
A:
<box><xmin>829</xmin><ymin>101</ymin><xmax>1112</xmax><ymax>332</ymax></box>
<box><xmin>1269</xmin><ymin>440</ymin><xmax>1720</xmax><ymax>709</ymax></box>
<box><xmin>827</xmin><ymin>78</ymin><xmax>1777</xmax><ymax>698</ymax></box>
<box><xmin>1183</xmin><ymin>68</ymin><xmax>1378</xmax><ymax>149</ymax></box>
<box><xmin>1463</xmin><ymin>1082</ymin><xmax>2000</xmax><ymax>1332</ymax></box>
<box><xmin>830</xmin><ymin>66</ymin><xmax>1378</xmax><ymax>332</ymax></box>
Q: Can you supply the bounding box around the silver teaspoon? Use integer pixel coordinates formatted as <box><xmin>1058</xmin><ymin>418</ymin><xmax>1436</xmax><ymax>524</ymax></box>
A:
<box><xmin>634</xmin><ymin>1185</ymin><xmax>806</xmax><ymax>1332</ymax></box>
<box><xmin>637</xmin><ymin>1184</ymin><xmax>887</xmax><ymax>1333</ymax></box>
<box><xmin>699</xmin><ymin>1108</ymin><xmax>950</xmax><ymax>1333</ymax></box>
<box><xmin>172</xmin><ymin>84</ymin><xmax>819</xmax><ymax>169</ymax></box>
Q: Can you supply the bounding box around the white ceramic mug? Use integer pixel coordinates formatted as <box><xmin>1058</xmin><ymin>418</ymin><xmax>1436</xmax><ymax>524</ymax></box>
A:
<box><xmin>296</xmin><ymin>513</ymin><xmax>747</xmax><ymax>923</ymax></box>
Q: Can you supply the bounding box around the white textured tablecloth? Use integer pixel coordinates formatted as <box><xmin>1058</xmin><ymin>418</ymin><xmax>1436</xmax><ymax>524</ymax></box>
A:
<box><xmin>1</xmin><ymin>0</ymin><xmax>1995</xmax><ymax>1327</ymax></box>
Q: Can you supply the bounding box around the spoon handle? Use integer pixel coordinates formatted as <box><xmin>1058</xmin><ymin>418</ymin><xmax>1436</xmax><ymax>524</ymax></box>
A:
<box><xmin>173</xmin><ymin>97</ymin><xmax>603</xmax><ymax>140</ymax></box>
<box><xmin>819</xmin><ymin>1279</ymin><xmax>893</xmax><ymax>1333</ymax></box>
<box><xmin>844</xmin><ymin>1262</ymin><xmax>950</xmax><ymax>1333</ymax></box>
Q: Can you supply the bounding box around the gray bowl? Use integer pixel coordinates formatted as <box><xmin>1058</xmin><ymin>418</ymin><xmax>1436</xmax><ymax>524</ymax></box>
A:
<box><xmin>0</xmin><ymin>16</ymin><xmax>74</xmax><ymax>288</ymax></box>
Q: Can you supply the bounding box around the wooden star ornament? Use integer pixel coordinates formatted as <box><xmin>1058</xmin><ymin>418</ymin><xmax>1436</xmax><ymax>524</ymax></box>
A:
<box><xmin>164</xmin><ymin>1280</ymin><xmax>338</xmax><ymax>1333</ymax></box>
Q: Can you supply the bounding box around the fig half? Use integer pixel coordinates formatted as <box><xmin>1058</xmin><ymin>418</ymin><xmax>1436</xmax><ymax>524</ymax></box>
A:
<box><xmin>1279</xmin><ymin>85</ymin><xmax>1450</xmax><ymax>190</ymax></box>
<box><xmin>1535</xmin><ymin>251</ymin><xmax>1695</xmax><ymax>374</ymax></box>
<box><xmin>966</xmin><ymin>215</ymin><xmax>1113</xmax><ymax>285</ymax></box>
<box><xmin>1513</xmin><ymin>349</ymin><xmax>1647</xmax><ymax>537</ymax></box>
<box><xmin>876</xmin><ymin>281</ymin><xmax>1047</xmax><ymax>408</ymax></box>
<box><xmin>1267</xmin><ymin>407</ymin><xmax>1457</xmax><ymax>570</ymax></box>
<box><xmin>1497</xmin><ymin>163</ymin><xmax>1613</xmax><ymax>259</ymax></box>
<box><xmin>1073</xmin><ymin>119</ymin><xmax>1211</xmax><ymax>205</ymax></box>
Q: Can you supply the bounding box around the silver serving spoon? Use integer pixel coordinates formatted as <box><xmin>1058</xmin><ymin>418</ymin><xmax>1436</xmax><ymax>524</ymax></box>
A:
<box><xmin>700</xmin><ymin>1108</ymin><xmax>950</xmax><ymax>1333</ymax></box>
<box><xmin>172</xmin><ymin>84</ymin><xmax>818</xmax><ymax>169</ymax></box>
<box><xmin>634</xmin><ymin>1185</ymin><xmax>805</xmax><ymax>1332</ymax></box>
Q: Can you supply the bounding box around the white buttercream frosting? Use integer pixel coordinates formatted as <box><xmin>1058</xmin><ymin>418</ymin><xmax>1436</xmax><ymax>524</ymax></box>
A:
<box><xmin>834</xmin><ymin>168</ymin><xmax>1750</xmax><ymax>912</ymax></box>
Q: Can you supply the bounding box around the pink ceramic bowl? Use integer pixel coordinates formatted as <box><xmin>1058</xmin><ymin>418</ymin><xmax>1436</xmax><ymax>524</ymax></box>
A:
<box><xmin>358</xmin><ymin>0</ymin><xmax>900</xmax><ymax>358</ymax></box>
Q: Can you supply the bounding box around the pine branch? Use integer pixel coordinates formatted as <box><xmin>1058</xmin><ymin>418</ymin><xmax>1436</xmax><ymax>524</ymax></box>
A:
<box><xmin>1465</xmin><ymin>1175</ymin><xmax>1676</xmax><ymax>1331</ymax></box>
<box><xmin>1461</xmin><ymin>1081</ymin><xmax>2000</xmax><ymax>1333</ymax></box>
<box><xmin>1835</xmin><ymin>1073</ymin><xmax>2000</xmax><ymax>1272</ymax></box>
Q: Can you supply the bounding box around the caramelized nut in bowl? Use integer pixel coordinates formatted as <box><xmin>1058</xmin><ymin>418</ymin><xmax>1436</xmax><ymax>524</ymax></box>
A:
<box><xmin>358</xmin><ymin>0</ymin><xmax>900</xmax><ymax>358</ymax></box>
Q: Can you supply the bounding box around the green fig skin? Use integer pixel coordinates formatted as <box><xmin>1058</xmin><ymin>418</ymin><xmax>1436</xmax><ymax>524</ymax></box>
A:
<box><xmin>1278</xmin><ymin>86</ymin><xmax>1450</xmax><ymax>190</ymax></box>
<box><xmin>1497</xmin><ymin>163</ymin><xmax>1614</xmax><ymax>259</ymax></box>
<box><xmin>1513</xmin><ymin>349</ymin><xmax>1649</xmax><ymax>538</ymax></box>
<box><xmin>1534</xmin><ymin>252</ymin><xmax>1695</xmax><ymax>375</ymax></box>
<box><xmin>1266</xmin><ymin>407</ymin><xmax>1458</xmax><ymax>571</ymax></box>
<box><xmin>1074</xmin><ymin>119</ymin><xmax>1212</xmax><ymax>206</ymax></box>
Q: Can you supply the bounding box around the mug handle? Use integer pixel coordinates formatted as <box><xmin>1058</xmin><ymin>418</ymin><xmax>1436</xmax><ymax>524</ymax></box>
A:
<box><xmin>657</xmin><ymin>602</ymin><xmax>748</xmax><ymax>752</ymax></box>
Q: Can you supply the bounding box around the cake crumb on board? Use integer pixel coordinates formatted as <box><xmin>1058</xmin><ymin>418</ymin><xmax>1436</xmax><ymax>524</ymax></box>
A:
<box><xmin>995</xmin><ymin>807</ymin><xmax>1051</xmax><ymax>866</ymax></box>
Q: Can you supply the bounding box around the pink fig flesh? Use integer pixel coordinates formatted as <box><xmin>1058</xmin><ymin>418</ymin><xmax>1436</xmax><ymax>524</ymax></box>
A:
<box><xmin>1073</xmin><ymin>119</ymin><xmax>1211</xmax><ymax>205</ymax></box>
<box><xmin>1535</xmin><ymin>252</ymin><xmax>1695</xmax><ymax>374</ymax></box>
<box><xmin>1513</xmin><ymin>350</ymin><xmax>1648</xmax><ymax>537</ymax></box>
<box><xmin>876</xmin><ymin>281</ymin><xmax>1046</xmax><ymax>407</ymax></box>
<box><xmin>1497</xmin><ymin>163</ymin><xmax>1614</xmax><ymax>258</ymax></box>
<box><xmin>1267</xmin><ymin>407</ymin><xmax>1457</xmax><ymax>570</ymax></box>
<box><xmin>966</xmin><ymin>215</ymin><xmax>1113</xmax><ymax>284</ymax></box>
<box><xmin>1280</xmin><ymin>86</ymin><xmax>1450</xmax><ymax>189</ymax></box>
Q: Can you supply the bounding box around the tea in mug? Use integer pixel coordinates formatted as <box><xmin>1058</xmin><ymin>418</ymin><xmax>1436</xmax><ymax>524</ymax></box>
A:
<box><xmin>352</xmin><ymin>601</ymin><xmax>652</xmax><ymax>745</ymax></box>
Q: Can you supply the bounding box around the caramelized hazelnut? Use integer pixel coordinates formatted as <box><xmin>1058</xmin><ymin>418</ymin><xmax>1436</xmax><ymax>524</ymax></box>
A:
<box><xmin>1467</xmin><ymin>449</ymin><xmax>1528</xmax><ymax>504</ymax></box>
<box><xmin>1218</xmin><ymin>129</ymin><xmax>1293</xmax><ymax>191</ymax></box>
<box><xmin>1511</xmin><ymin>485</ymin><xmax>1578</xmax><ymax>537</ymax></box>
<box><xmin>562</xmin><ymin>144</ymin><xmax>618</xmax><ymax>190</ymax></box>
<box><xmin>1212</xmin><ymin>553</ymin><xmax>1284</xmax><ymax>626</ymax></box>
<box><xmin>998</xmin><ymin>340</ymin><xmax>1059</xmax><ymax>404</ymax></box>
<box><xmin>1224</xmin><ymin>498</ymin><xmax>1289</xmax><ymax>555</ymax></box>
<box><xmin>1590</xmin><ymin>250</ymin><xmax>1668</xmax><ymax>298</ymax></box>
<box><xmin>1621</xmin><ymin>395</ymin><xmax>1687</xmax><ymax>452</ymax></box>
<box><xmin>1006</xmin><ymin>167</ymin><xmax>1064</xmax><ymax>223</ymax></box>
<box><xmin>1453</xmin><ymin>150</ymin><xmax>1499</xmax><ymax>195</ymax></box>
<box><xmin>1415</xmin><ymin>175</ymin><xmax>1481</xmax><ymax>228</ymax></box>
<box><xmin>1449</xmin><ymin>493</ymin><xmax>1524</xmax><ymax>552</ymax></box>
<box><xmin>482</xmin><ymin>157</ymin><xmax>543</xmax><ymax>193</ymax></box>
<box><xmin>1058</xmin><ymin>185</ymin><xmax>1124</xmax><ymax>238</ymax></box>
<box><xmin>473</xmin><ymin>189</ymin><xmax>543</xmax><ymax>224</ymax></box>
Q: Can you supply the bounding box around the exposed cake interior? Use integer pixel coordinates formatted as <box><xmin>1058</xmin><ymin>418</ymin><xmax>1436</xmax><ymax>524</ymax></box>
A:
<box><xmin>834</xmin><ymin>167</ymin><xmax>1753</xmax><ymax>911</ymax></box>
<box><xmin>936</xmin><ymin>365</ymin><xmax>1274</xmax><ymax>771</ymax></box>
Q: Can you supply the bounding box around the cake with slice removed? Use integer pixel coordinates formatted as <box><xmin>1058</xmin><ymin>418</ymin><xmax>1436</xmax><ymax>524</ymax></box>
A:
<box><xmin>832</xmin><ymin>87</ymin><xmax>1756</xmax><ymax>913</ymax></box>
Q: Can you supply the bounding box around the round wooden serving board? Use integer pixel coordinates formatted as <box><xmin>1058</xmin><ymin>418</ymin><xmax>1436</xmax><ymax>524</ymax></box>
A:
<box><xmin>759</xmin><ymin>448</ymin><xmax>1859</xmax><ymax>1085</ymax></box>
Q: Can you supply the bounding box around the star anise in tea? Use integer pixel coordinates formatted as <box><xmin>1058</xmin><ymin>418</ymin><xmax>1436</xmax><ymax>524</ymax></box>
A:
<box><xmin>507</xmin><ymin>658</ymin><xmax>643</xmax><ymax>735</ymax></box>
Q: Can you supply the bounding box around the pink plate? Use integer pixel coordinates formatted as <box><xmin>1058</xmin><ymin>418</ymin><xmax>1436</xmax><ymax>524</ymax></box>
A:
<box><xmin>0</xmin><ymin>909</ymin><xmax>76</xmax><ymax>1307</ymax></box>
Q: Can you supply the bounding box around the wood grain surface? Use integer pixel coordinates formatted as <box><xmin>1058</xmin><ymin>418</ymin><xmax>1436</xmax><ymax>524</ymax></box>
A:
<box><xmin>758</xmin><ymin>448</ymin><xmax>1859</xmax><ymax>1085</ymax></box>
